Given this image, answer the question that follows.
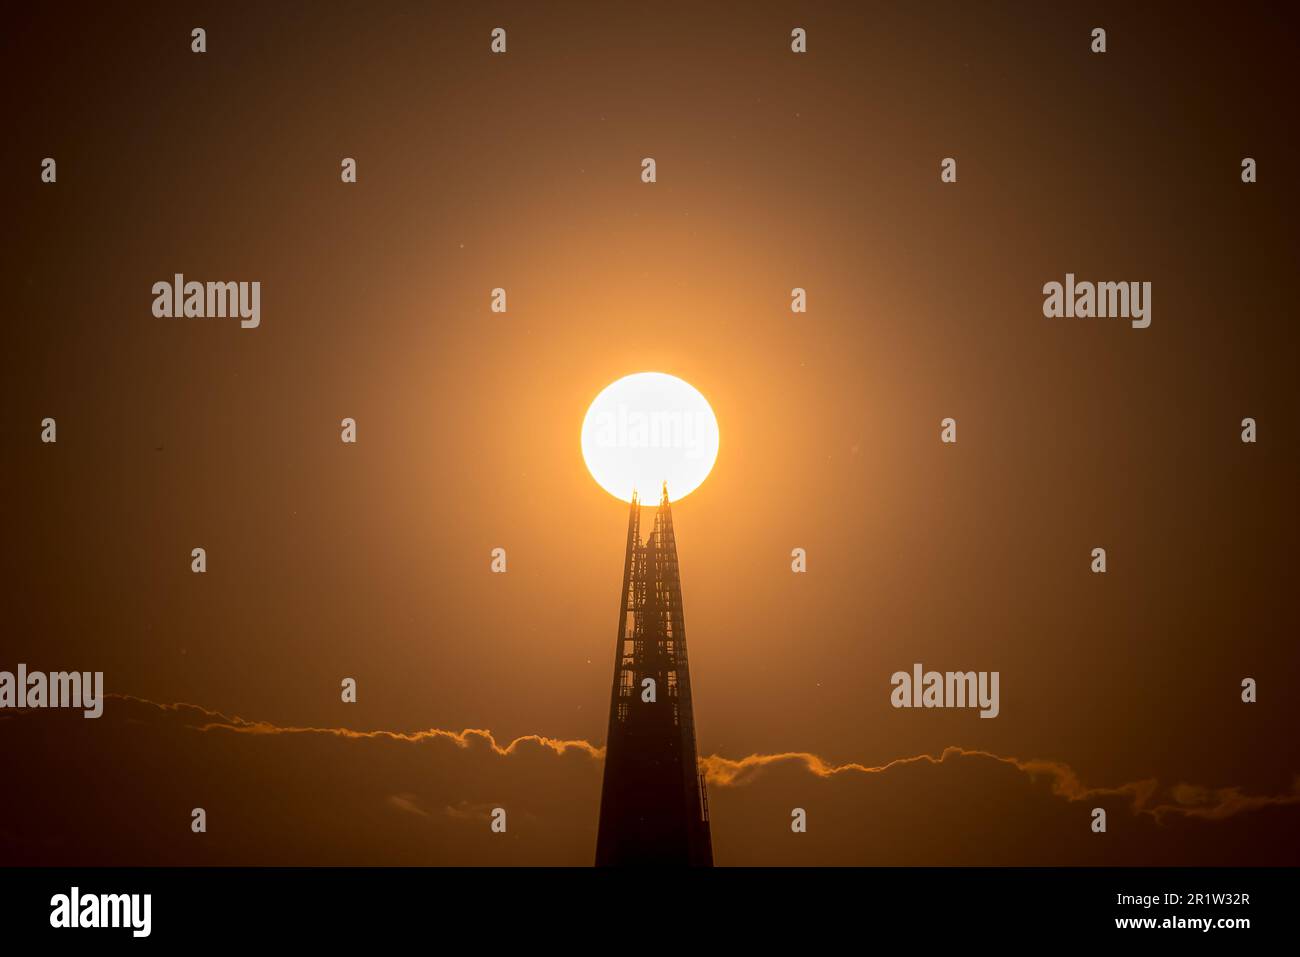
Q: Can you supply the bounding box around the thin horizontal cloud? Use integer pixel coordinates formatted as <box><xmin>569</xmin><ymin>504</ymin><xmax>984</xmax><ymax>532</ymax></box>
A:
<box><xmin>387</xmin><ymin>793</ymin><xmax>430</xmax><ymax>818</ymax></box>
<box><xmin>110</xmin><ymin>694</ymin><xmax>1300</xmax><ymax>826</ymax></box>
<box><xmin>109</xmin><ymin>693</ymin><xmax>604</xmax><ymax>759</ymax></box>
<box><xmin>699</xmin><ymin>747</ymin><xmax>1300</xmax><ymax>823</ymax></box>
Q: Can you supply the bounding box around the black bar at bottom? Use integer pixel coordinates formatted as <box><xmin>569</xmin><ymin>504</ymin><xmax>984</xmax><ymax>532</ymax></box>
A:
<box><xmin>0</xmin><ymin>866</ymin><xmax>1293</xmax><ymax>943</ymax></box>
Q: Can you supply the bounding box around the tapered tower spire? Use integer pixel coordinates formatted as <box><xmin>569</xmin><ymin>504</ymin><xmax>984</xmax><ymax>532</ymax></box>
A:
<box><xmin>595</xmin><ymin>484</ymin><xmax>712</xmax><ymax>866</ymax></box>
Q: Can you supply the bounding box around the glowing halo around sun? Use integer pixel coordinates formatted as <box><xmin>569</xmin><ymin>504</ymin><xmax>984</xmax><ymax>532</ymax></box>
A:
<box><xmin>581</xmin><ymin>372</ymin><xmax>720</xmax><ymax>504</ymax></box>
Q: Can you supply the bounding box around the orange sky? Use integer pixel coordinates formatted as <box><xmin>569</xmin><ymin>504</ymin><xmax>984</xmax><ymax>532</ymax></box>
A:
<box><xmin>3</xmin><ymin>1</ymin><xmax>1298</xmax><ymax>864</ymax></box>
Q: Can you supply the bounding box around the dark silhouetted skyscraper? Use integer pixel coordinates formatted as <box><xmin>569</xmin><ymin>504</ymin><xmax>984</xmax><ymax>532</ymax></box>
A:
<box><xmin>595</xmin><ymin>485</ymin><xmax>713</xmax><ymax>866</ymax></box>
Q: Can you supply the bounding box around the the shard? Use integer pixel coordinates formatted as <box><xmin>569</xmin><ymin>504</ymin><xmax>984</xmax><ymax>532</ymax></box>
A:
<box><xmin>595</xmin><ymin>484</ymin><xmax>713</xmax><ymax>866</ymax></box>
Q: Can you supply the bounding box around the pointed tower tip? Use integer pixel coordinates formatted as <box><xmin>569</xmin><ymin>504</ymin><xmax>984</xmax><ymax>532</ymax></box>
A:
<box><xmin>660</xmin><ymin>481</ymin><xmax>670</xmax><ymax>506</ymax></box>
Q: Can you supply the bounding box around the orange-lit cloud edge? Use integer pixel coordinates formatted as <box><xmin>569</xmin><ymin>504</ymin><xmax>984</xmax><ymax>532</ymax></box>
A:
<box><xmin>110</xmin><ymin>694</ymin><xmax>1300</xmax><ymax>825</ymax></box>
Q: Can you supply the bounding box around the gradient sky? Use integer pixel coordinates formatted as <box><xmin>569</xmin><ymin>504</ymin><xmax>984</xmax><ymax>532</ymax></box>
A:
<box><xmin>3</xmin><ymin>2</ymin><xmax>1298</xmax><ymax>865</ymax></box>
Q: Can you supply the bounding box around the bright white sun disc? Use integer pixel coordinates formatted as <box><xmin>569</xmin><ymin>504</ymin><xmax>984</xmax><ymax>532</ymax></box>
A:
<box><xmin>581</xmin><ymin>372</ymin><xmax>719</xmax><ymax>504</ymax></box>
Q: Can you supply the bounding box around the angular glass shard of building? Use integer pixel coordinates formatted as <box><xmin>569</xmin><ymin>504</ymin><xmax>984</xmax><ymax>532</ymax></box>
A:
<box><xmin>595</xmin><ymin>484</ymin><xmax>713</xmax><ymax>866</ymax></box>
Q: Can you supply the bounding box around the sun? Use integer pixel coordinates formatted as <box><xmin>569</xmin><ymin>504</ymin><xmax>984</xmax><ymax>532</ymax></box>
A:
<box><xmin>581</xmin><ymin>372</ymin><xmax>719</xmax><ymax>504</ymax></box>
